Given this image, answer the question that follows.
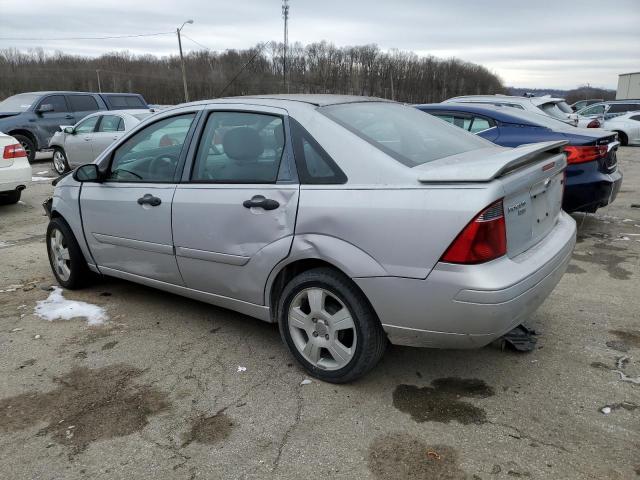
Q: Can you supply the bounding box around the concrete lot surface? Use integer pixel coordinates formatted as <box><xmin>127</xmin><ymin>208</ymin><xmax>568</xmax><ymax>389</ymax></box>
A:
<box><xmin>1</xmin><ymin>150</ymin><xmax>639</xmax><ymax>479</ymax></box>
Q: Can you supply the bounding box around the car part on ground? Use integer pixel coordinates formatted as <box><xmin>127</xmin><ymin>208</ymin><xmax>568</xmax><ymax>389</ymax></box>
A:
<box><xmin>44</xmin><ymin>94</ymin><xmax>577</xmax><ymax>382</ymax></box>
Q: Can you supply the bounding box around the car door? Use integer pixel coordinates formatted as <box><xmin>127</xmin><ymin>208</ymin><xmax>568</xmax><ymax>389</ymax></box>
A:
<box><xmin>80</xmin><ymin>111</ymin><xmax>198</xmax><ymax>284</ymax></box>
<box><xmin>91</xmin><ymin>114</ymin><xmax>125</xmax><ymax>160</ymax></box>
<box><xmin>172</xmin><ymin>106</ymin><xmax>298</xmax><ymax>305</ymax></box>
<box><xmin>67</xmin><ymin>94</ymin><xmax>102</xmax><ymax>123</ymax></box>
<box><xmin>64</xmin><ymin>115</ymin><xmax>99</xmax><ymax>166</ymax></box>
<box><xmin>35</xmin><ymin>94</ymin><xmax>74</xmax><ymax>144</ymax></box>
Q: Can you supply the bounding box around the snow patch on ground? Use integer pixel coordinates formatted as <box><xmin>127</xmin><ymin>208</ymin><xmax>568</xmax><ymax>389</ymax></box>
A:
<box><xmin>34</xmin><ymin>287</ymin><xmax>107</xmax><ymax>325</ymax></box>
<box><xmin>31</xmin><ymin>176</ymin><xmax>54</xmax><ymax>182</ymax></box>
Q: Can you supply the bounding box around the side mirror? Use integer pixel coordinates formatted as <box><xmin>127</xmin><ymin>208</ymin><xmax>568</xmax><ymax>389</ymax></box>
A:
<box><xmin>73</xmin><ymin>164</ymin><xmax>101</xmax><ymax>183</ymax></box>
<box><xmin>63</xmin><ymin>126</ymin><xmax>75</xmax><ymax>134</ymax></box>
<box><xmin>37</xmin><ymin>104</ymin><xmax>54</xmax><ymax>114</ymax></box>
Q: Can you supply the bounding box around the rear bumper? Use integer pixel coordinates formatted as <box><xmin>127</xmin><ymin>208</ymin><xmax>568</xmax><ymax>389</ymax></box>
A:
<box><xmin>355</xmin><ymin>211</ymin><xmax>576</xmax><ymax>349</ymax></box>
<box><xmin>564</xmin><ymin>163</ymin><xmax>623</xmax><ymax>213</ymax></box>
<box><xmin>0</xmin><ymin>157</ymin><xmax>31</xmax><ymax>193</ymax></box>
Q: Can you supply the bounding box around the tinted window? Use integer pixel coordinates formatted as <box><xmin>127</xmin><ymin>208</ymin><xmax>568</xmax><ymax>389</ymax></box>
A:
<box><xmin>322</xmin><ymin>102</ymin><xmax>490</xmax><ymax>167</ymax></box>
<box><xmin>40</xmin><ymin>95</ymin><xmax>68</xmax><ymax>113</ymax></box>
<box><xmin>290</xmin><ymin>118</ymin><xmax>346</xmax><ymax>184</ymax></box>
<box><xmin>609</xmin><ymin>103</ymin><xmax>639</xmax><ymax>113</ymax></box>
<box><xmin>75</xmin><ymin>116</ymin><xmax>99</xmax><ymax>134</ymax></box>
<box><xmin>191</xmin><ymin>112</ymin><xmax>285</xmax><ymax>183</ymax></box>
<box><xmin>108</xmin><ymin>113</ymin><xmax>195</xmax><ymax>182</ymax></box>
<box><xmin>98</xmin><ymin>115</ymin><xmax>124</xmax><ymax>132</ymax></box>
<box><xmin>432</xmin><ymin>113</ymin><xmax>472</xmax><ymax>130</ymax></box>
<box><xmin>68</xmin><ymin>95</ymin><xmax>99</xmax><ymax>112</ymax></box>
<box><xmin>630</xmin><ymin>115</ymin><xmax>640</xmax><ymax>122</ymax></box>
<box><xmin>106</xmin><ymin>95</ymin><xmax>146</xmax><ymax>108</ymax></box>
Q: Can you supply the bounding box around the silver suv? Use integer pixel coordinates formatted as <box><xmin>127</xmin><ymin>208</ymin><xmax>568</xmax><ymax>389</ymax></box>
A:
<box><xmin>44</xmin><ymin>95</ymin><xmax>576</xmax><ymax>382</ymax></box>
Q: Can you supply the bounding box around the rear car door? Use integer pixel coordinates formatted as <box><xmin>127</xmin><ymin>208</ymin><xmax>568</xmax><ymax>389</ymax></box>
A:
<box><xmin>80</xmin><ymin>111</ymin><xmax>198</xmax><ymax>284</ymax></box>
<box><xmin>172</xmin><ymin>106</ymin><xmax>298</xmax><ymax>305</ymax></box>
<box><xmin>67</xmin><ymin>94</ymin><xmax>102</xmax><ymax>123</ymax></box>
<box><xmin>91</xmin><ymin>114</ymin><xmax>125</xmax><ymax>159</ymax></box>
<box><xmin>35</xmin><ymin>95</ymin><xmax>74</xmax><ymax>143</ymax></box>
<box><xmin>64</xmin><ymin>115</ymin><xmax>99</xmax><ymax>166</ymax></box>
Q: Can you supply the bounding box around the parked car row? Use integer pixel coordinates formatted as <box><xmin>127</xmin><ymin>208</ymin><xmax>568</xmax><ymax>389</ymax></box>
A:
<box><xmin>0</xmin><ymin>91</ymin><xmax>149</xmax><ymax>161</ymax></box>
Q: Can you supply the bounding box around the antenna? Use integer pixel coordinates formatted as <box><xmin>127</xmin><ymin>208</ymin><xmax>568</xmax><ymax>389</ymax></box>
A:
<box><xmin>282</xmin><ymin>0</ymin><xmax>289</xmax><ymax>92</ymax></box>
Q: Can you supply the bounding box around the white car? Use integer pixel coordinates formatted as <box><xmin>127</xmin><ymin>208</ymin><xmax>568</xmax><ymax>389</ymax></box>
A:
<box><xmin>0</xmin><ymin>132</ymin><xmax>31</xmax><ymax>205</ymax></box>
<box><xmin>48</xmin><ymin>109</ymin><xmax>154</xmax><ymax>174</ymax></box>
<box><xmin>576</xmin><ymin>100</ymin><xmax>640</xmax><ymax>128</ymax></box>
<box><xmin>602</xmin><ymin>111</ymin><xmax>640</xmax><ymax>146</ymax></box>
<box><xmin>443</xmin><ymin>95</ymin><xmax>579</xmax><ymax>126</ymax></box>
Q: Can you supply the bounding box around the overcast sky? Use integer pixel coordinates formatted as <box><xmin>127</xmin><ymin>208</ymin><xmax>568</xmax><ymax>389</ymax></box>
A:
<box><xmin>1</xmin><ymin>0</ymin><xmax>638</xmax><ymax>89</ymax></box>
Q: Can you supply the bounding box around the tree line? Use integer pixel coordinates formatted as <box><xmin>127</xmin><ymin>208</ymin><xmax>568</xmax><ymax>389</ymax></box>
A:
<box><xmin>0</xmin><ymin>41</ymin><xmax>506</xmax><ymax>105</ymax></box>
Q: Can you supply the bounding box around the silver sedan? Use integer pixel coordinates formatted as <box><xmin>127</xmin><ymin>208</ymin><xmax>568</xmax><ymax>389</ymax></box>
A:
<box><xmin>48</xmin><ymin>109</ymin><xmax>154</xmax><ymax>174</ymax></box>
<box><xmin>43</xmin><ymin>95</ymin><xmax>576</xmax><ymax>382</ymax></box>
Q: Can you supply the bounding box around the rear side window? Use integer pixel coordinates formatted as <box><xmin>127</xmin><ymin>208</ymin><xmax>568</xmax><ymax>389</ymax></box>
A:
<box><xmin>579</xmin><ymin>105</ymin><xmax>605</xmax><ymax>116</ymax></box>
<box><xmin>321</xmin><ymin>102</ymin><xmax>490</xmax><ymax>167</ymax></box>
<box><xmin>98</xmin><ymin>115</ymin><xmax>124</xmax><ymax>132</ymax></box>
<box><xmin>630</xmin><ymin>115</ymin><xmax>640</xmax><ymax>122</ymax></box>
<box><xmin>470</xmin><ymin>117</ymin><xmax>493</xmax><ymax>133</ymax></box>
<box><xmin>609</xmin><ymin>103</ymin><xmax>638</xmax><ymax>113</ymax></box>
<box><xmin>106</xmin><ymin>95</ymin><xmax>146</xmax><ymax>108</ymax></box>
<box><xmin>68</xmin><ymin>95</ymin><xmax>99</xmax><ymax>112</ymax></box>
<box><xmin>191</xmin><ymin>111</ymin><xmax>285</xmax><ymax>183</ymax></box>
<box><xmin>290</xmin><ymin>118</ymin><xmax>346</xmax><ymax>184</ymax></box>
<box><xmin>39</xmin><ymin>95</ymin><xmax>68</xmax><ymax>113</ymax></box>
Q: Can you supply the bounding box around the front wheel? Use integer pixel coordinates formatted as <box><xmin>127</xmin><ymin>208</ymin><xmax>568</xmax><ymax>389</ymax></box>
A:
<box><xmin>52</xmin><ymin>148</ymin><xmax>70</xmax><ymax>175</ymax></box>
<box><xmin>277</xmin><ymin>268</ymin><xmax>387</xmax><ymax>383</ymax></box>
<box><xmin>46</xmin><ymin>217</ymin><xmax>92</xmax><ymax>289</ymax></box>
<box><xmin>13</xmin><ymin>134</ymin><xmax>36</xmax><ymax>163</ymax></box>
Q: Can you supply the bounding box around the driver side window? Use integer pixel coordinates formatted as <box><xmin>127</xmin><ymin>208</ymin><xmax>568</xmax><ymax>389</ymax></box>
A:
<box><xmin>108</xmin><ymin>113</ymin><xmax>195</xmax><ymax>182</ymax></box>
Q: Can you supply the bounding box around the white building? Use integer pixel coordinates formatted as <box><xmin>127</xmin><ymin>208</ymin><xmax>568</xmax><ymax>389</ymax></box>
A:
<box><xmin>616</xmin><ymin>72</ymin><xmax>640</xmax><ymax>100</ymax></box>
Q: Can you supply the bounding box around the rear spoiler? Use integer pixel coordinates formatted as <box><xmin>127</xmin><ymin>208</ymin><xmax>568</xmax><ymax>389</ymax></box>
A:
<box><xmin>416</xmin><ymin>140</ymin><xmax>568</xmax><ymax>183</ymax></box>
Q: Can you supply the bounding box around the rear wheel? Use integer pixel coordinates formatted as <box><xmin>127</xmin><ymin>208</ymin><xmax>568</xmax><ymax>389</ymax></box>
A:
<box><xmin>46</xmin><ymin>217</ymin><xmax>92</xmax><ymax>289</ymax></box>
<box><xmin>52</xmin><ymin>148</ymin><xmax>70</xmax><ymax>175</ymax></box>
<box><xmin>12</xmin><ymin>134</ymin><xmax>36</xmax><ymax>162</ymax></box>
<box><xmin>277</xmin><ymin>267</ymin><xmax>387</xmax><ymax>383</ymax></box>
<box><xmin>0</xmin><ymin>190</ymin><xmax>21</xmax><ymax>205</ymax></box>
<box><xmin>615</xmin><ymin>131</ymin><xmax>628</xmax><ymax>146</ymax></box>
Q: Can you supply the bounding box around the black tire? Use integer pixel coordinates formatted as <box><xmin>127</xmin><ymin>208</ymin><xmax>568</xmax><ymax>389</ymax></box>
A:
<box><xmin>51</xmin><ymin>147</ymin><xmax>70</xmax><ymax>175</ymax></box>
<box><xmin>46</xmin><ymin>217</ymin><xmax>93</xmax><ymax>289</ymax></box>
<box><xmin>616</xmin><ymin>131</ymin><xmax>628</xmax><ymax>147</ymax></box>
<box><xmin>12</xmin><ymin>134</ymin><xmax>36</xmax><ymax>163</ymax></box>
<box><xmin>0</xmin><ymin>190</ymin><xmax>21</xmax><ymax>205</ymax></box>
<box><xmin>277</xmin><ymin>267</ymin><xmax>387</xmax><ymax>383</ymax></box>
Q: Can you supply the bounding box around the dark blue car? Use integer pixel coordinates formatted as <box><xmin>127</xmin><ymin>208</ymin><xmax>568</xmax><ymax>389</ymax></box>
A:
<box><xmin>416</xmin><ymin>103</ymin><xmax>623</xmax><ymax>213</ymax></box>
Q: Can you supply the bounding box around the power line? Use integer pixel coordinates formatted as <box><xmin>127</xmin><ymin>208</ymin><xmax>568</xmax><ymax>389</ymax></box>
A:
<box><xmin>181</xmin><ymin>34</ymin><xmax>213</xmax><ymax>52</ymax></box>
<box><xmin>0</xmin><ymin>32</ymin><xmax>174</xmax><ymax>41</ymax></box>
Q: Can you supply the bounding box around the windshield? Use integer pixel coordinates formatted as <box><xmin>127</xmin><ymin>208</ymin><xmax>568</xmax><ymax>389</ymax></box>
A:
<box><xmin>538</xmin><ymin>102</ymin><xmax>571</xmax><ymax>119</ymax></box>
<box><xmin>0</xmin><ymin>93</ymin><xmax>40</xmax><ymax>112</ymax></box>
<box><xmin>321</xmin><ymin>102</ymin><xmax>491</xmax><ymax>167</ymax></box>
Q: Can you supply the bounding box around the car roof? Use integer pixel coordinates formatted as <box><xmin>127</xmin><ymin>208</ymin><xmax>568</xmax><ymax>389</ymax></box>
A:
<box><xmin>417</xmin><ymin>103</ymin><xmax>540</xmax><ymax>124</ymax></box>
<box><xmin>173</xmin><ymin>94</ymin><xmax>393</xmax><ymax>110</ymax></box>
<box><xmin>447</xmin><ymin>94</ymin><xmax>566</xmax><ymax>105</ymax></box>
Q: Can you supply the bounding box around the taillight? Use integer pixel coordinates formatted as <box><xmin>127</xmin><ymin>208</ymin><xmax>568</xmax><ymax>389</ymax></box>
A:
<box><xmin>563</xmin><ymin>145</ymin><xmax>607</xmax><ymax>164</ymax></box>
<box><xmin>440</xmin><ymin>199</ymin><xmax>507</xmax><ymax>264</ymax></box>
<box><xmin>586</xmin><ymin>119</ymin><xmax>601</xmax><ymax>128</ymax></box>
<box><xmin>3</xmin><ymin>143</ymin><xmax>27</xmax><ymax>159</ymax></box>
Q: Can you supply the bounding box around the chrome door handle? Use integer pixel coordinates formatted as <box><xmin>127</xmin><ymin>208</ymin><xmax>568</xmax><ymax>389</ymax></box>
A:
<box><xmin>137</xmin><ymin>194</ymin><xmax>162</xmax><ymax>206</ymax></box>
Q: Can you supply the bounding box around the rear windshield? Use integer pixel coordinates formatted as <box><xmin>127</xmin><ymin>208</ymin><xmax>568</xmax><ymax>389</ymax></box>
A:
<box><xmin>0</xmin><ymin>93</ymin><xmax>40</xmax><ymax>112</ymax></box>
<box><xmin>321</xmin><ymin>102</ymin><xmax>491</xmax><ymax>167</ymax></box>
<box><xmin>538</xmin><ymin>102</ymin><xmax>571</xmax><ymax>119</ymax></box>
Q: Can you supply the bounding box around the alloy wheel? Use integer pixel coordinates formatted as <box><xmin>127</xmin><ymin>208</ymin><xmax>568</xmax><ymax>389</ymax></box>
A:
<box><xmin>50</xmin><ymin>228</ymin><xmax>71</xmax><ymax>281</ymax></box>
<box><xmin>53</xmin><ymin>150</ymin><xmax>66</xmax><ymax>174</ymax></box>
<box><xmin>288</xmin><ymin>287</ymin><xmax>357</xmax><ymax>370</ymax></box>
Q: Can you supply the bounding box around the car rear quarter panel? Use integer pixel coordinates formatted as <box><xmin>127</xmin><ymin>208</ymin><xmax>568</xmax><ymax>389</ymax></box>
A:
<box><xmin>294</xmin><ymin>184</ymin><xmax>501</xmax><ymax>279</ymax></box>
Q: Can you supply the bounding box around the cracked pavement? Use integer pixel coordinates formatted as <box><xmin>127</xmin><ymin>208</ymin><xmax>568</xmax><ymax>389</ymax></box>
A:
<box><xmin>1</xmin><ymin>149</ymin><xmax>639</xmax><ymax>479</ymax></box>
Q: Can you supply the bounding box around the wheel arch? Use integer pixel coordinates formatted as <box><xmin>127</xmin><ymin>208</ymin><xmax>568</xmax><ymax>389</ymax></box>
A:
<box><xmin>266</xmin><ymin>233</ymin><xmax>388</xmax><ymax>320</ymax></box>
<box><xmin>8</xmin><ymin>129</ymin><xmax>39</xmax><ymax>150</ymax></box>
<box><xmin>613</xmin><ymin>130</ymin><xmax>628</xmax><ymax>145</ymax></box>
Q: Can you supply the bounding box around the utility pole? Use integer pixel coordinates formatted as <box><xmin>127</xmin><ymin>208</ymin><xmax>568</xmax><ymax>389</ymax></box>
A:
<box><xmin>96</xmin><ymin>69</ymin><xmax>102</xmax><ymax>93</ymax></box>
<box><xmin>282</xmin><ymin>0</ymin><xmax>289</xmax><ymax>92</ymax></box>
<box><xmin>177</xmin><ymin>19</ymin><xmax>194</xmax><ymax>103</ymax></box>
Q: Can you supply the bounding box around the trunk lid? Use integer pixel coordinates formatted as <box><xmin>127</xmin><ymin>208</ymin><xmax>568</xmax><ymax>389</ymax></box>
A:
<box><xmin>415</xmin><ymin>140</ymin><xmax>568</xmax><ymax>257</ymax></box>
